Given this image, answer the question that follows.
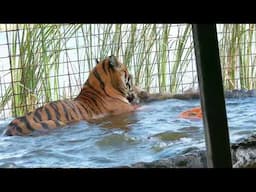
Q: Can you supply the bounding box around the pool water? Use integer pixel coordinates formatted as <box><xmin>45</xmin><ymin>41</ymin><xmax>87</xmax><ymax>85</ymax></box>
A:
<box><xmin>0</xmin><ymin>97</ymin><xmax>255</xmax><ymax>168</ymax></box>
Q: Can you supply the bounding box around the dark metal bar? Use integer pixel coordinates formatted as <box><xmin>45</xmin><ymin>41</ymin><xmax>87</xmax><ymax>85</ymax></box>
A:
<box><xmin>192</xmin><ymin>24</ymin><xmax>232</xmax><ymax>168</ymax></box>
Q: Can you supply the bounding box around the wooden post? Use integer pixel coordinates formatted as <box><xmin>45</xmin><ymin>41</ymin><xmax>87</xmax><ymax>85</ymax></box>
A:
<box><xmin>192</xmin><ymin>24</ymin><xmax>232</xmax><ymax>168</ymax></box>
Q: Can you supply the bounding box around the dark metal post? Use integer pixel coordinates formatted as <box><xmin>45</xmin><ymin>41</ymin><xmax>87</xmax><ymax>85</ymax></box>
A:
<box><xmin>192</xmin><ymin>24</ymin><xmax>232</xmax><ymax>168</ymax></box>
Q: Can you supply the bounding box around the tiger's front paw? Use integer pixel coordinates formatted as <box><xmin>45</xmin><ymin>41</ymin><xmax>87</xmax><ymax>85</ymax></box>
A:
<box><xmin>127</xmin><ymin>86</ymin><xmax>150</xmax><ymax>104</ymax></box>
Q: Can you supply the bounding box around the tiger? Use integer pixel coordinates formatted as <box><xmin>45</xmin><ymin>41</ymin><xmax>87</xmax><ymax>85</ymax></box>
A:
<box><xmin>3</xmin><ymin>55</ymin><xmax>140</xmax><ymax>136</ymax></box>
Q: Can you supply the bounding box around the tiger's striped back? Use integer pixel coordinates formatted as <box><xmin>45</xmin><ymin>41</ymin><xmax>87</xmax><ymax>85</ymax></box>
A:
<box><xmin>4</xmin><ymin>55</ymin><xmax>137</xmax><ymax>136</ymax></box>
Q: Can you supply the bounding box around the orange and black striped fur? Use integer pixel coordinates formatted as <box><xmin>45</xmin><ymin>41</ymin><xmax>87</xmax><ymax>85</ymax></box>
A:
<box><xmin>4</xmin><ymin>55</ymin><xmax>138</xmax><ymax>136</ymax></box>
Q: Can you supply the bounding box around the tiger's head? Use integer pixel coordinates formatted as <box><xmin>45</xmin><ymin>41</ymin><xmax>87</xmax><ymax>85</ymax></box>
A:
<box><xmin>84</xmin><ymin>55</ymin><xmax>135</xmax><ymax>103</ymax></box>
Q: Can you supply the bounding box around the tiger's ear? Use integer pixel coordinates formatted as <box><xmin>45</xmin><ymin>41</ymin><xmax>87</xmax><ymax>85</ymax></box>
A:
<box><xmin>95</xmin><ymin>59</ymin><xmax>99</xmax><ymax>64</ymax></box>
<box><xmin>109</xmin><ymin>55</ymin><xmax>120</xmax><ymax>68</ymax></box>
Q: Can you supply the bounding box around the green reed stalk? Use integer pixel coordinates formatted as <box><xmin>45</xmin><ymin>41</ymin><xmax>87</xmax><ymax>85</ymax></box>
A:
<box><xmin>220</xmin><ymin>24</ymin><xmax>235</xmax><ymax>90</ymax></box>
<box><xmin>99</xmin><ymin>24</ymin><xmax>113</xmax><ymax>59</ymax></box>
<box><xmin>112</xmin><ymin>24</ymin><xmax>122</xmax><ymax>56</ymax></box>
<box><xmin>123</xmin><ymin>24</ymin><xmax>137</xmax><ymax>69</ymax></box>
<box><xmin>238</xmin><ymin>24</ymin><xmax>247</xmax><ymax>89</ymax></box>
<box><xmin>218</xmin><ymin>24</ymin><xmax>228</xmax><ymax>90</ymax></box>
<box><xmin>229</xmin><ymin>24</ymin><xmax>239</xmax><ymax>90</ymax></box>
<box><xmin>251</xmin><ymin>25</ymin><xmax>256</xmax><ymax>89</ymax></box>
<box><xmin>159</xmin><ymin>24</ymin><xmax>171</xmax><ymax>93</ymax></box>
<box><xmin>133</xmin><ymin>24</ymin><xmax>156</xmax><ymax>87</ymax></box>
<box><xmin>144</xmin><ymin>24</ymin><xmax>159</xmax><ymax>91</ymax></box>
<box><xmin>170</xmin><ymin>24</ymin><xmax>191</xmax><ymax>93</ymax></box>
<box><xmin>247</xmin><ymin>24</ymin><xmax>254</xmax><ymax>89</ymax></box>
<box><xmin>241</xmin><ymin>24</ymin><xmax>254</xmax><ymax>89</ymax></box>
<box><xmin>87</xmin><ymin>24</ymin><xmax>94</xmax><ymax>71</ymax></box>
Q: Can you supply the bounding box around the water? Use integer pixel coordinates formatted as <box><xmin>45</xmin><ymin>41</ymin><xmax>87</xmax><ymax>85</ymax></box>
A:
<box><xmin>0</xmin><ymin>98</ymin><xmax>256</xmax><ymax>168</ymax></box>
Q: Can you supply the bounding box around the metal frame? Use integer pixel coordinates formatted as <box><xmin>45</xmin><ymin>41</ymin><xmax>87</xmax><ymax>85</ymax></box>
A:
<box><xmin>192</xmin><ymin>24</ymin><xmax>232</xmax><ymax>168</ymax></box>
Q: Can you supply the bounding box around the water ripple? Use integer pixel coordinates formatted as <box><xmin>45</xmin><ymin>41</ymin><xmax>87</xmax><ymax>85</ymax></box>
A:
<box><xmin>0</xmin><ymin>97</ymin><xmax>255</xmax><ymax>167</ymax></box>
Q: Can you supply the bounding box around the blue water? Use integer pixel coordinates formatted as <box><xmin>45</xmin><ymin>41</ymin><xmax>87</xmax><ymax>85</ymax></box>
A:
<box><xmin>0</xmin><ymin>98</ymin><xmax>256</xmax><ymax>168</ymax></box>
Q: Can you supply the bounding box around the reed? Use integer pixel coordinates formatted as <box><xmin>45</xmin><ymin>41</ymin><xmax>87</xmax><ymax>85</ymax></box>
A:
<box><xmin>169</xmin><ymin>24</ymin><xmax>192</xmax><ymax>93</ymax></box>
<box><xmin>238</xmin><ymin>24</ymin><xmax>255</xmax><ymax>89</ymax></box>
<box><xmin>1</xmin><ymin>24</ymin><xmax>82</xmax><ymax>117</ymax></box>
<box><xmin>1</xmin><ymin>24</ymin><xmax>256</xmax><ymax>118</ymax></box>
<box><xmin>219</xmin><ymin>24</ymin><xmax>256</xmax><ymax>90</ymax></box>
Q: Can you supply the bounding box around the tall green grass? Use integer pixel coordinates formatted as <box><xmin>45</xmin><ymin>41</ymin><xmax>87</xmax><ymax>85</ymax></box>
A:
<box><xmin>1</xmin><ymin>24</ymin><xmax>82</xmax><ymax>117</ymax></box>
<box><xmin>219</xmin><ymin>24</ymin><xmax>256</xmax><ymax>90</ymax></box>
<box><xmin>1</xmin><ymin>24</ymin><xmax>256</xmax><ymax>118</ymax></box>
